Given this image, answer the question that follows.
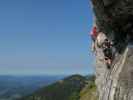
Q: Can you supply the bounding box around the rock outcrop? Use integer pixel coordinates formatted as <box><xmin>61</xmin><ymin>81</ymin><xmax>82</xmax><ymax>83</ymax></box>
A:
<box><xmin>91</xmin><ymin>0</ymin><xmax>133</xmax><ymax>100</ymax></box>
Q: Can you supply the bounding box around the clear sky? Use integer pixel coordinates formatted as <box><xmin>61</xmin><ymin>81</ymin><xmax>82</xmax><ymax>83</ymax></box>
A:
<box><xmin>0</xmin><ymin>0</ymin><xmax>94</xmax><ymax>75</ymax></box>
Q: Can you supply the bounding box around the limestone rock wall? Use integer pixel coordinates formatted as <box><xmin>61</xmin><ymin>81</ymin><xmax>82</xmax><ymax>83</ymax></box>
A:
<box><xmin>95</xmin><ymin>45</ymin><xmax>133</xmax><ymax>100</ymax></box>
<box><xmin>91</xmin><ymin>0</ymin><xmax>133</xmax><ymax>100</ymax></box>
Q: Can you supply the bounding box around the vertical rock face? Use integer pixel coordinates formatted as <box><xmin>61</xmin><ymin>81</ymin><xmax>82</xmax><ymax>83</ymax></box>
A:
<box><xmin>95</xmin><ymin>45</ymin><xmax>133</xmax><ymax>100</ymax></box>
<box><xmin>91</xmin><ymin>0</ymin><xmax>133</xmax><ymax>100</ymax></box>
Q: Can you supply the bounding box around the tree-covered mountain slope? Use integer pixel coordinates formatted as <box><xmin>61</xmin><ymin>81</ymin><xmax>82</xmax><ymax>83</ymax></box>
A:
<box><xmin>19</xmin><ymin>75</ymin><xmax>96</xmax><ymax>100</ymax></box>
<box><xmin>80</xmin><ymin>80</ymin><xmax>97</xmax><ymax>100</ymax></box>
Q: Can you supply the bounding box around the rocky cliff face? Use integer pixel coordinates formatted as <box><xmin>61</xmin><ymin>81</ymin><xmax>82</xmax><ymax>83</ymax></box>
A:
<box><xmin>91</xmin><ymin>0</ymin><xmax>133</xmax><ymax>100</ymax></box>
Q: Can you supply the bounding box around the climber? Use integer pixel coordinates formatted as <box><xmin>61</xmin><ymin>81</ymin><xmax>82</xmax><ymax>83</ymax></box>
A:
<box><xmin>96</xmin><ymin>31</ymin><xmax>107</xmax><ymax>48</ymax></box>
<box><xmin>90</xmin><ymin>24</ymin><xmax>113</xmax><ymax>68</ymax></box>
<box><xmin>102</xmin><ymin>39</ymin><xmax>113</xmax><ymax>69</ymax></box>
<box><xmin>90</xmin><ymin>25</ymin><xmax>99</xmax><ymax>52</ymax></box>
<box><xmin>95</xmin><ymin>32</ymin><xmax>113</xmax><ymax>68</ymax></box>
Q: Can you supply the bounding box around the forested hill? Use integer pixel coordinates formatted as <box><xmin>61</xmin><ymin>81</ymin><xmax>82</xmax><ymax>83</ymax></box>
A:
<box><xmin>19</xmin><ymin>75</ymin><xmax>96</xmax><ymax>100</ymax></box>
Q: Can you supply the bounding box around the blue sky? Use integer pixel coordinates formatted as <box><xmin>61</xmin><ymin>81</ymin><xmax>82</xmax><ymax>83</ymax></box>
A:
<box><xmin>0</xmin><ymin>0</ymin><xmax>94</xmax><ymax>75</ymax></box>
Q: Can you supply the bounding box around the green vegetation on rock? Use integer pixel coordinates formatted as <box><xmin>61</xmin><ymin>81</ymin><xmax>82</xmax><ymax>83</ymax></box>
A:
<box><xmin>80</xmin><ymin>81</ymin><xmax>97</xmax><ymax>100</ymax></box>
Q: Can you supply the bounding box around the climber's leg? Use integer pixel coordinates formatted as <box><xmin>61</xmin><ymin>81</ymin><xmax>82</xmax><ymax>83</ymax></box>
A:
<box><xmin>105</xmin><ymin>58</ymin><xmax>110</xmax><ymax>69</ymax></box>
<box><xmin>91</xmin><ymin>42</ymin><xmax>96</xmax><ymax>52</ymax></box>
<box><xmin>104</xmin><ymin>57</ymin><xmax>111</xmax><ymax>69</ymax></box>
<box><xmin>106</xmin><ymin>62</ymin><xmax>111</xmax><ymax>69</ymax></box>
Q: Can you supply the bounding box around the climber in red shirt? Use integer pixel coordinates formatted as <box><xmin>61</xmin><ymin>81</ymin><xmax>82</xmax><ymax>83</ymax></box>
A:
<box><xmin>90</xmin><ymin>26</ymin><xmax>98</xmax><ymax>42</ymax></box>
<box><xmin>90</xmin><ymin>25</ymin><xmax>99</xmax><ymax>52</ymax></box>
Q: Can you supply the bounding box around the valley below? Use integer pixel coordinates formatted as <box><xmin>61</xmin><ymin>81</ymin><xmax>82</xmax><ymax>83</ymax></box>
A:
<box><xmin>0</xmin><ymin>75</ymin><xmax>63</xmax><ymax>100</ymax></box>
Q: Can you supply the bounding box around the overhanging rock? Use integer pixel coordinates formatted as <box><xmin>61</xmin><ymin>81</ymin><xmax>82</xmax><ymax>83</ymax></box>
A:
<box><xmin>91</xmin><ymin>0</ymin><xmax>133</xmax><ymax>43</ymax></box>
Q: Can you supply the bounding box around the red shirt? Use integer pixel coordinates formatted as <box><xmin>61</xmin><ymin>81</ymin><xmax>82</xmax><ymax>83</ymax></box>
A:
<box><xmin>90</xmin><ymin>26</ymin><xmax>98</xmax><ymax>40</ymax></box>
